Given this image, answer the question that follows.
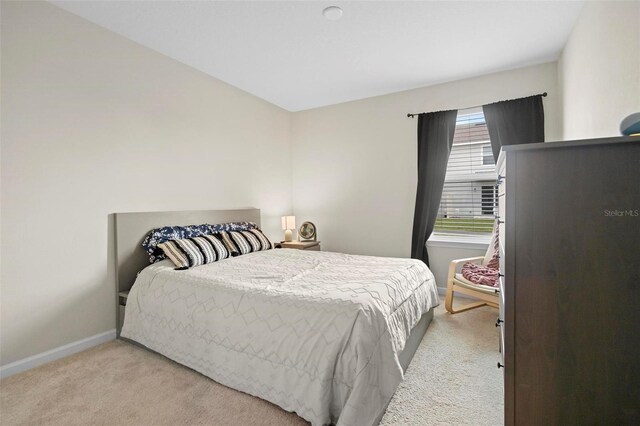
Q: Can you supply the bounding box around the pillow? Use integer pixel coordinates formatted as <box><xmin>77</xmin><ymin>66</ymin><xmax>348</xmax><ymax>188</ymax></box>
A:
<box><xmin>202</xmin><ymin>235</ymin><xmax>230</xmax><ymax>262</ymax></box>
<box><xmin>221</xmin><ymin>229</ymin><xmax>273</xmax><ymax>256</ymax></box>
<box><xmin>482</xmin><ymin>220</ymin><xmax>500</xmax><ymax>268</ymax></box>
<box><xmin>158</xmin><ymin>234</ymin><xmax>229</xmax><ymax>269</ymax></box>
<box><xmin>143</xmin><ymin>221</ymin><xmax>257</xmax><ymax>263</ymax></box>
<box><xmin>218</xmin><ymin>231</ymin><xmax>241</xmax><ymax>257</ymax></box>
<box><xmin>236</xmin><ymin>231</ymin><xmax>258</xmax><ymax>254</ymax></box>
<box><xmin>209</xmin><ymin>221</ymin><xmax>258</xmax><ymax>234</ymax></box>
<box><xmin>246</xmin><ymin>229</ymin><xmax>273</xmax><ymax>251</ymax></box>
<box><xmin>143</xmin><ymin>224</ymin><xmax>210</xmax><ymax>264</ymax></box>
<box><xmin>461</xmin><ymin>263</ymin><xmax>500</xmax><ymax>287</ymax></box>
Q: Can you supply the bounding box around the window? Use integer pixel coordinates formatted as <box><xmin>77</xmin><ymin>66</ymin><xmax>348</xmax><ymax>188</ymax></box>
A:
<box><xmin>434</xmin><ymin>108</ymin><xmax>496</xmax><ymax>235</ymax></box>
<box><xmin>482</xmin><ymin>145</ymin><xmax>494</xmax><ymax>165</ymax></box>
<box><xmin>481</xmin><ymin>185</ymin><xmax>497</xmax><ymax>215</ymax></box>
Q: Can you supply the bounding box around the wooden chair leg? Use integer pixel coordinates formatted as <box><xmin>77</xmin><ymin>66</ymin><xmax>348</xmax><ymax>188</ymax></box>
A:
<box><xmin>447</xmin><ymin>300</ymin><xmax>488</xmax><ymax>314</ymax></box>
<box><xmin>445</xmin><ymin>262</ymin><xmax>456</xmax><ymax>313</ymax></box>
<box><xmin>445</xmin><ymin>285</ymin><xmax>455</xmax><ymax>313</ymax></box>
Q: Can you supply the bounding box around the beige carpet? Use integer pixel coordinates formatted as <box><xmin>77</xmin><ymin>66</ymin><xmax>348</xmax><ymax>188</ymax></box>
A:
<box><xmin>381</xmin><ymin>304</ymin><xmax>503</xmax><ymax>425</ymax></box>
<box><xmin>0</xmin><ymin>304</ymin><xmax>502</xmax><ymax>426</ymax></box>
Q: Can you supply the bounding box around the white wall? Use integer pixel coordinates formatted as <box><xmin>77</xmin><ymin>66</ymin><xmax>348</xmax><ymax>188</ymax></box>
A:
<box><xmin>291</xmin><ymin>62</ymin><xmax>560</xmax><ymax>289</ymax></box>
<box><xmin>6</xmin><ymin>0</ymin><xmax>618</xmax><ymax>369</ymax></box>
<box><xmin>559</xmin><ymin>1</ymin><xmax>640</xmax><ymax>139</ymax></box>
<box><xmin>0</xmin><ymin>2</ymin><xmax>291</xmax><ymax>365</ymax></box>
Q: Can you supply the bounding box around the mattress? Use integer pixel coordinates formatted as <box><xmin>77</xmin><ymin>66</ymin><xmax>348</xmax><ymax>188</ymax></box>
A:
<box><xmin>121</xmin><ymin>248</ymin><xmax>439</xmax><ymax>426</ymax></box>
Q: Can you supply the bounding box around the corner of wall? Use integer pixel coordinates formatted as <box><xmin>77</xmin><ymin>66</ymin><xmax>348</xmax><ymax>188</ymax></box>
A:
<box><xmin>556</xmin><ymin>1</ymin><xmax>640</xmax><ymax>140</ymax></box>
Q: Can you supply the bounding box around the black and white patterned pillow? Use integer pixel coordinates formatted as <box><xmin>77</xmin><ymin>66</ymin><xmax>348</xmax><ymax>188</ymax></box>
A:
<box><xmin>202</xmin><ymin>234</ymin><xmax>229</xmax><ymax>261</ymax></box>
<box><xmin>228</xmin><ymin>231</ymin><xmax>252</xmax><ymax>255</ymax></box>
<box><xmin>246</xmin><ymin>229</ymin><xmax>273</xmax><ymax>250</ymax></box>
<box><xmin>142</xmin><ymin>221</ymin><xmax>258</xmax><ymax>264</ymax></box>
<box><xmin>224</xmin><ymin>229</ymin><xmax>273</xmax><ymax>256</ymax></box>
<box><xmin>158</xmin><ymin>234</ymin><xmax>229</xmax><ymax>269</ymax></box>
<box><xmin>219</xmin><ymin>231</ymin><xmax>241</xmax><ymax>257</ymax></box>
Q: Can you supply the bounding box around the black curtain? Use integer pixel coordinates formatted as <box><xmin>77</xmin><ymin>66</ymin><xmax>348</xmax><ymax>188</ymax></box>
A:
<box><xmin>411</xmin><ymin>109</ymin><xmax>458</xmax><ymax>266</ymax></box>
<box><xmin>483</xmin><ymin>94</ymin><xmax>545</xmax><ymax>161</ymax></box>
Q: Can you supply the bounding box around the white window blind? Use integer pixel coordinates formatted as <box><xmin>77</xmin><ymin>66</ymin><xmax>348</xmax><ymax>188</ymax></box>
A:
<box><xmin>434</xmin><ymin>108</ymin><xmax>497</xmax><ymax>235</ymax></box>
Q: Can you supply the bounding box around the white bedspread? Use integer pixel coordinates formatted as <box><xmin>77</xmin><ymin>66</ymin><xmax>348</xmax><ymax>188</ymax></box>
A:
<box><xmin>121</xmin><ymin>249</ymin><xmax>439</xmax><ymax>426</ymax></box>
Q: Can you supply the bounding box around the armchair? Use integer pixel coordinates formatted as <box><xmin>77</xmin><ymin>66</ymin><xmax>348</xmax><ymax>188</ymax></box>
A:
<box><xmin>445</xmin><ymin>255</ymin><xmax>499</xmax><ymax>314</ymax></box>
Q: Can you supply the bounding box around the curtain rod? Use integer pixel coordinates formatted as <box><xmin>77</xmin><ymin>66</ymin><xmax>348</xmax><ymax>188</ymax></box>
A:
<box><xmin>406</xmin><ymin>92</ymin><xmax>547</xmax><ymax>118</ymax></box>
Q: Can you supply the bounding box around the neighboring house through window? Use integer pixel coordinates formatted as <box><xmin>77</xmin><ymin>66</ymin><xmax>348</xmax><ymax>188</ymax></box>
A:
<box><xmin>434</xmin><ymin>108</ymin><xmax>496</xmax><ymax>235</ymax></box>
<box><xmin>482</xmin><ymin>145</ymin><xmax>494</xmax><ymax>165</ymax></box>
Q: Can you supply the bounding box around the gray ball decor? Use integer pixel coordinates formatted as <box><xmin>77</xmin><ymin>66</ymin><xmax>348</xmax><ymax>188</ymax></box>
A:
<box><xmin>620</xmin><ymin>112</ymin><xmax>640</xmax><ymax>136</ymax></box>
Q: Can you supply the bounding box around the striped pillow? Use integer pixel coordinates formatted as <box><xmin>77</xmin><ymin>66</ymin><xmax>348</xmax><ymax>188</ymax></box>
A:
<box><xmin>218</xmin><ymin>231</ymin><xmax>240</xmax><ymax>257</ymax></box>
<box><xmin>143</xmin><ymin>221</ymin><xmax>257</xmax><ymax>264</ymax></box>
<box><xmin>158</xmin><ymin>235</ymin><xmax>229</xmax><ymax>269</ymax></box>
<box><xmin>202</xmin><ymin>234</ymin><xmax>229</xmax><ymax>261</ymax></box>
<box><xmin>223</xmin><ymin>229</ymin><xmax>273</xmax><ymax>256</ymax></box>
<box><xmin>246</xmin><ymin>229</ymin><xmax>273</xmax><ymax>251</ymax></box>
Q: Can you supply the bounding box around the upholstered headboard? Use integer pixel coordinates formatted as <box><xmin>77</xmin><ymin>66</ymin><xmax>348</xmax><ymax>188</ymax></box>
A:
<box><xmin>111</xmin><ymin>208</ymin><xmax>261</xmax><ymax>296</ymax></box>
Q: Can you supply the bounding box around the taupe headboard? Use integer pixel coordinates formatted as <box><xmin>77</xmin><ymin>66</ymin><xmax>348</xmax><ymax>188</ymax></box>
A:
<box><xmin>111</xmin><ymin>208</ymin><xmax>261</xmax><ymax>295</ymax></box>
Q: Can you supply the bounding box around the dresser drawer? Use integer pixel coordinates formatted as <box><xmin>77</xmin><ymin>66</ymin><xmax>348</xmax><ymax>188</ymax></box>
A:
<box><xmin>498</xmin><ymin>272</ymin><xmax>505</xmax><ymax>368</ymax></box>
<box><xmin>497</xmin><ymin>164</ymin><xmax>506</xmax><ymax>255</ymax></box>
<box><xmin>499</xmin><ymin>322</ymin><xmax>505</xmax><ymax>365</ymax></box>
<box><xmin>498</xmin><ymin>275</ymin><xmax>505</xmax><ymax>315</ymax></box>
<box><xmin>496</xmin><ymin>160</ymin><xmax>506</xmax><ymax>196</ymax></box>
<box><xmin>498</xmin><ymin>193</ymin><xmax>505</xmax><ymax>247</ymax></box>
<box><xmin>497</xmin><ymin>179</ymin><xmax>506</xmax><ymax>198</ymax></box>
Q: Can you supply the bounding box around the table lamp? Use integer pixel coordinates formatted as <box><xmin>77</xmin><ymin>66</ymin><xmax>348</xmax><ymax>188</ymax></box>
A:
<box><xmin>281</xmin><ymin>215</ymin><xmax>296</xmax><ymax>242</ymax></box>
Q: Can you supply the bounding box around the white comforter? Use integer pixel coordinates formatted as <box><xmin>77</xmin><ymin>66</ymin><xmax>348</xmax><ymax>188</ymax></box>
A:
<box><xmin>121</xmin><ymin>249</ymin><xmax>439</xmax><ymax>426</ymax></box>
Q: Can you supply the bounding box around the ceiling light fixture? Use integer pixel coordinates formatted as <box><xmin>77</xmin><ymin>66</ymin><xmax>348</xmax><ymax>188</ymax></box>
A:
<box><xmin>323</xmin><ymin>6</ymin><xmax>343</xmax><ymax>21</ymax></box>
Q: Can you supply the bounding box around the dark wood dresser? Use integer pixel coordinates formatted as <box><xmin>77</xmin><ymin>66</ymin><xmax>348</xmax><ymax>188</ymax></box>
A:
<box><xmin>497</xmin><ymin>136</ymin><xmax>640</xmax><ymax>425</ymax></box>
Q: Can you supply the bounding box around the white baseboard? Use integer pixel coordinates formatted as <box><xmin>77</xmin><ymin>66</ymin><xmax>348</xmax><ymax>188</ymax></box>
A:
<box><xmin>0</xmin><ymin>329</ymin><xmax>116</xmax><ymax>379</ymax></box>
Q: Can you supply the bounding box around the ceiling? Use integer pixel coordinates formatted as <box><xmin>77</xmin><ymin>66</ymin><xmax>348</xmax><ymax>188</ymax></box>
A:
<box><xmin>51</xmin><ymin>1</ymin><xmax>584</xmax><ymax>112</ymax></box>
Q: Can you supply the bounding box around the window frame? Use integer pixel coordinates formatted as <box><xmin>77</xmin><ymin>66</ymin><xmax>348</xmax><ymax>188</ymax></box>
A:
<box><xmin>432</xmin><ymin>107</ymin><xmax>497</xmax><ymax>239</ymax></box>
<box><xmin>482</xmin><ymin>145</ymin><xmax>494</xmax><ymax>166</ymax></box>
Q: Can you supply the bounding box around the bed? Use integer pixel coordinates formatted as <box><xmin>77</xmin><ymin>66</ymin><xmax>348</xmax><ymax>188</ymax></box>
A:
<box><xmin>112</xmin><ymin>209</ymin><xmax>439</xmax><ymax>426</ymax></box>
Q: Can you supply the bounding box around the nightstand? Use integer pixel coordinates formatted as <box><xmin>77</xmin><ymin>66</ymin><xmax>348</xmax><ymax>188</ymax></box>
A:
<box><xmin>280</xmin><ymin>241</ymin><xmax>321</xmax><ymax>251</ymax></box>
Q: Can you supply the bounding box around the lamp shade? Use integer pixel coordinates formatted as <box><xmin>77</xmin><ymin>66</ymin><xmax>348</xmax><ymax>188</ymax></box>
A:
<box><xmin>281</xmin><ymin>215</ymin><xmax>296</xmax><ymax>230</ymax></box>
